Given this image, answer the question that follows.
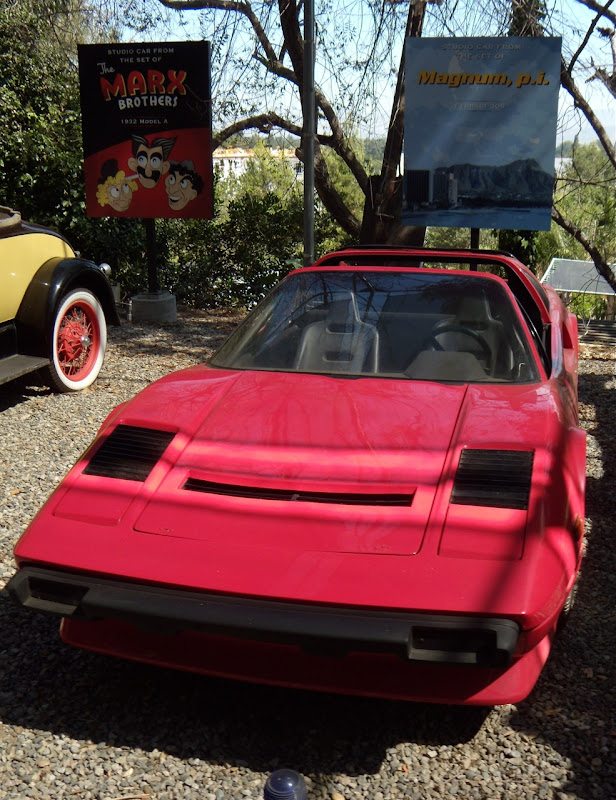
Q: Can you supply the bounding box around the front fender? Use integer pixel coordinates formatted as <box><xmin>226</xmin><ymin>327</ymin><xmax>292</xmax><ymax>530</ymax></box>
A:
<box><xmin>16</xmin><ymin>257</ymin><xmax>120</xmax><ymax>356</ymax></box>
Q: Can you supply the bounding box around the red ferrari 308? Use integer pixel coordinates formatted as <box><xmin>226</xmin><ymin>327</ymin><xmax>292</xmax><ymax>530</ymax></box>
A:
<box><xmin>6</xmin><ymin>247</ymin><xmax>586</xmax><ymax>705</ymax></box>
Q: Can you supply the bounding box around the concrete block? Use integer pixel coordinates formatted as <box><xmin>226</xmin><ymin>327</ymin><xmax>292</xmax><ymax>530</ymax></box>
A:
<box><xmin>129</xmin><ymin>291</ymin><xmax>178</xmax><ymax>324</ymax></box>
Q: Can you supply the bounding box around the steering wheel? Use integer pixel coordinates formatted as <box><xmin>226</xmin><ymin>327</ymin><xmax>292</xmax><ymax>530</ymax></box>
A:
<box><xmin>423</xmin><ymin>323</ymin><xmax>492</xmax><ymax>370</ymax></box>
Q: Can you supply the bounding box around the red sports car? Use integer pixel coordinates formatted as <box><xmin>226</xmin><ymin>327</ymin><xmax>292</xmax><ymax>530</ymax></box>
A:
<box><xmin>5</xmin><ymin>247</ymin><xmax>586</xmax><ymax>705</ymax></box>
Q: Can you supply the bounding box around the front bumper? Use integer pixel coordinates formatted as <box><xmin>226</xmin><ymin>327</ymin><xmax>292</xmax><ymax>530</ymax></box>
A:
<box><xmin>5</xmin><ymin>565</ymin><xmax>519</xmax><ymax>668</ymax></box>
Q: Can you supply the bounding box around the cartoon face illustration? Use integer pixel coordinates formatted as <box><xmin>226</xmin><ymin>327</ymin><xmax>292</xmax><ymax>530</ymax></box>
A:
<box><xmin>128</xmin><ymin>135</ymin><xmax>175</xmax><ymax>188</ymax></box>
<box><xmin>165</xmin><ymin>161</ymin><xmax>204</xmax><ymax>211</ymax></box>
<box><xmin>96</xmin><ymin>160</ymin><xmax>138</xmax><ymax>211</ymax></box>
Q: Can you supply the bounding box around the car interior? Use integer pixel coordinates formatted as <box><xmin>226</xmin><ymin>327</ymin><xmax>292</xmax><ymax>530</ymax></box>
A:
<box><xmin>211</xmin><ymin>269</ymin><xmax>540</xmax><ymax>383</ymax></box>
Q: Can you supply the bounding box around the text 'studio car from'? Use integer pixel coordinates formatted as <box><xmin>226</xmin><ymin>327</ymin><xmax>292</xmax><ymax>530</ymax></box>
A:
<box><xmin>0</xmin><ymin>206</ymin><xmax>118</xmax><ymax>391</ymax></box>
<box><xmin>5</xmin><ymin>247</ymin><xmax>586</xmax><ymax>705</ymax></box>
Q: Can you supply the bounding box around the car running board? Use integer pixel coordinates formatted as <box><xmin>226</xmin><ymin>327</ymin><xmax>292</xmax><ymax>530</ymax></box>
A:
<box><xmin>0</xmin><ymin>354</ymin><xmax>50</xmax><ymax>386</ymax></box>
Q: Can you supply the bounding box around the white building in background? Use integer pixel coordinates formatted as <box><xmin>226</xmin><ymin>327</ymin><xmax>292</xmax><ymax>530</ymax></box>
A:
<box><xmin>212</xmin><ymin>147</ymin><xmax>302</xmax><ymax>179</ymax></box>
<box><xmin>212</xmin><ymin>148</ymin><xmax>253</xmax><ymax>179</ymax></box>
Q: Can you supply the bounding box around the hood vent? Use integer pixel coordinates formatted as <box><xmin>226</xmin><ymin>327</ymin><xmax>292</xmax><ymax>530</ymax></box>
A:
<box><xmin>451</xmin><ymin>449</ymin><xmax>534</xmax><ymax>510</ymax></box>
<box><xmin>183</xmin><ymin>477</ymin><xmax>413</xmax><ymax>507</ymax></box>
<box><xmin>84</xmin><ymin>425</ymin><xmax>175</xmax><ymax>482</ymax></box>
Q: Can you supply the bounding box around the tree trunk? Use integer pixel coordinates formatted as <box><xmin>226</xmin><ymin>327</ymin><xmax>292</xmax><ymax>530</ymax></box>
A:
<box><xmin>359</xmin><ymin>1</ymin><xmax>427</xmax><ymax>246</ymax></box>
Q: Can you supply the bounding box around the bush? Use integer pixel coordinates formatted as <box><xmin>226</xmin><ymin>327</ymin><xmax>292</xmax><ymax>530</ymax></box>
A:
<box><xmin>160</xmin><ymin>192</ymin><xmax>304</xmax><ymax>307</ymax></box>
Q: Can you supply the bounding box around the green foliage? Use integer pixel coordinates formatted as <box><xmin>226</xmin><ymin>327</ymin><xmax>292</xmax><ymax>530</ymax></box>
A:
<box><xmin>219</xmin><ymin>140</ymin><xmax>303</xmax><ymax>209</ymax></box>
<box><xmin>567</xmin><ymin>292</ymin><xmax>608</xmax><ymax>321</ymax></box>
<box><xmin>322</xmin><ymin>146</ymin><xmax>365</xmax><ymax>222</ymax></box>
<box><xmin>0</xmin><ymin>0</ymin><xmax>81</xmax><ymax>221</ymax></box>
<box><xmin>496</xmin><ymin>230</ymin><xmax>539</xmax><ymax>271</ymax></box>
<box><xmin>314</xmin><ymin>203</ymin><xmax>356</xmax><ymax>257</ymax></box>
<box><xmin>425</xmin><ymin>227</ymin><xmax>497</xmax><ymax>250</ymax></box>
<box><xmin>363</xmin><ymin>138</ymin><xmax>386</xmax><ymax>172</ymax></box>
<box><xmin>557</xmin><ymin>141</ymin><xmax>575</xmax><ymax>159</ymax></box>
<box><xmin>159</xmin><ymin>151</ymin><xmax>357</xmax><ymax>308</ymax></box>
<box><xmin>552</xmin><ymin>141</ymin><xmax>616</xmax><ymax>263</ymax></box>
<box><xmin>0</xmin><ymin>0</ymin><xmax>145</xmax><ymax>282</ymax></box>
<box><xmin>69</xmin><ymin>216</ymin><xmax>147</xmax><ymax>292</ymax></box>
<box><xmin>160</xmin><ymin>192</ymin><xmax>304</xmax><ymax>307</ymax></box>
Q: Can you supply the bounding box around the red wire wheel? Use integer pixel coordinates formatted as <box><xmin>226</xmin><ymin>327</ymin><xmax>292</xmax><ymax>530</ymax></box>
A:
<box><xmin>47</xmin><ymin>289</ymin><xmax>107</xmax><ymax>391</ymax></box>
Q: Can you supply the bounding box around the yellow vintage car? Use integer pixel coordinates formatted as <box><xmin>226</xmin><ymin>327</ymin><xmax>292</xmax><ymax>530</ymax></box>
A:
<box><xmin>0</xmin><ymin>206</ymin><xmax>119</xmax><ymax>391</ymax></box>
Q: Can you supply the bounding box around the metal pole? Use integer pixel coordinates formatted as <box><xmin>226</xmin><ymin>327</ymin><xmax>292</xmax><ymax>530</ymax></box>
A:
<box><xmin>303</xmin><ymin>0</ymin><xmax>315</xmax><ymax>266</ymax></box>
<box><xmin>145</xmin><ymin>218</ymin><xmax>159</xmax><ymax>293</ymax></box>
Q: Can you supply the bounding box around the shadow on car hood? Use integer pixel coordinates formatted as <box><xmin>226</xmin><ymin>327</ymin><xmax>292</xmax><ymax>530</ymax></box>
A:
<box><xmin>126</xmin><ymin>367</ymin><xmax>467</xmax><ymax>556</ymax></box>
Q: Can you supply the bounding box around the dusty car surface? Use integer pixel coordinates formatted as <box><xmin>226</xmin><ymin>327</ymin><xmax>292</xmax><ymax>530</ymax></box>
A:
<box><xmin>0</xmin><ymin>206</ymin><xmax>118</xmax><ymax>391</ymax></box>
<box><xmin>5</xmin><ymin>247</ymin><xmax>586</xmax><ymax>705</ymax></box>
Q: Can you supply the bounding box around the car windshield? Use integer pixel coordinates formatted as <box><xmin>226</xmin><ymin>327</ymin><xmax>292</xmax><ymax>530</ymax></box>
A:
<box><xmin>210</xmin><ymin>270</ymin><xmax>540</xmax><ymax>383</ymax></box>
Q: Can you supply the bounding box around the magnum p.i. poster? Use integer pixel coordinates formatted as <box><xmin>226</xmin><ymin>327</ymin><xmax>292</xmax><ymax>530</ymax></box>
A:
<box><xmin>78</xmin><ymin>41</ymin><xmax>213</xmax><ymax>219</ymax></box>
<box><xmin>403</xmin><ymin>37</ymin><xmax>561</xmax><ymax>231</ymax></box>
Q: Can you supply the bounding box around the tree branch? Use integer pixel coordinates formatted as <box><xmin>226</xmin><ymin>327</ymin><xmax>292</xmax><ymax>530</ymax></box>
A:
<box><xmin>568</xmin><ymin>0</ymin><xmax>613</xmax><ymax>73</ymax></box>
<box><xmin>213</xmin><ymin>114</ymin><xmax>362</xmax><ymax>237</ymax></box>
<box><xmin>313</xmin><ymin>149</ymin><xmax>362</xmax><ymax>237</ymax></box>
<box><xmin>552</xmin><ymin>206</ymin><xmax>616</xmax><ymax>291</ymax></box>
<box><xmin>360</xmin><ymin>0</ymin><xmax>427</xmax><ymax>244</ymax></box>
<box><xmin>574</xmin><ymin>0</ymin><xmax>616</xmax><ymax>27</ymax></box>
<box><xmin>158</xmin><ymin>0</ymin><xmax>279</xmax><ymax>65</ymax></box>
<box><xmin>156</xmin><ymin>0</ymin><xmax>408</xmax><ymax>241</ymax></box>
<box><xmin>560</xmin><ymin>57</ymin><xmax>616</xmax><ymax>171</ymax></box>
<box><xmin>588</xmin><ymin>25</ymin><xmax>616</xmax><ymax>95</ymax></box>
<box><xmin>274</xmin><ymin>0</ymin><xmax>365</xmax><ymax>229</ymax></box>
<box><xmin>213</xmin><ymin>113</ymin><xmax>302</xmax><ymax>148</ymax></box>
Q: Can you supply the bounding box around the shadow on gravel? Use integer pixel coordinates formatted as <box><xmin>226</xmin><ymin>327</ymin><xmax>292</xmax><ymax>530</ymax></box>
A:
<box><xmin>106</xmin><ymin>312</ymin><xmax>242</xmax><ymax>359</ymax></box>
<box><xmin>509</xmin><ymin>364</ymin><xmax>616</xmax><ymax>799</ymax></box>
<box><xmin>0</xmin><ymin>375</ymin><xmax>52</xmax><ymax>412</ymax></box>
<box><xmin>0</xmin><ymin>599</ymin><xmax>488</xmax><ymax>779</ymax></box>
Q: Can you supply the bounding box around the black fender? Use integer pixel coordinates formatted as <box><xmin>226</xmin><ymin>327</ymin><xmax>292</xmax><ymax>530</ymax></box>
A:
<box><xmin>15</xmin><ymin>257</ymin><xmax>120</xmax><ymax>357</ymax></box>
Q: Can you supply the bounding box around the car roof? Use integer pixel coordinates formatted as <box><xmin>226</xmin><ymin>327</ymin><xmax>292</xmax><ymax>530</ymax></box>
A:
<box><xmin>304</xmin><ymin>246</ymin><xmax>551</xmax><ymax>328</ymax></box>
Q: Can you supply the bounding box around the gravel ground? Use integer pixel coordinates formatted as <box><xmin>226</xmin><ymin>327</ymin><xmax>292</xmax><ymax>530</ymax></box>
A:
<box><xmin>0</xmin><ymin>310</ymin><xmax>614</xmax><ymax>800</ymax></box>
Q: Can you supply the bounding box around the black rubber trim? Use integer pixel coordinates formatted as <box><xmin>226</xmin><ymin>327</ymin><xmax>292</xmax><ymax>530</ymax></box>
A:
<box><xmin>5</xmin><ymin>566</ymin><xmax>519</xmax><ymax>666</ymax></box>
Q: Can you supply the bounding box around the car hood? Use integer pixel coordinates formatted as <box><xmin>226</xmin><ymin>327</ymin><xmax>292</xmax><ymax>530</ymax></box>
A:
<box><xmin>55</xmin><ymin>366</ymin><xmax>555</xmax><ymax>560</ymax></box>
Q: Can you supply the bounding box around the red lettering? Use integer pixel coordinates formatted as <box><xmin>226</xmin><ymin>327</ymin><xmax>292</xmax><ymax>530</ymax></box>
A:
<box><xmin>127</xmin><ymin>70</ymin><xmax>147</xmax><ymax>96</ymax></box>
<box><xmin>147</xmin><ymin>70</ymin><xmax>165</xmax><ymax>94</ymax></box>
<box><xmin>100</xmin><ymin>69</ymin><xmax>187</xmax><ymax>100</ymax></box>
<box><xmin>100</xmin><ymin>74</ymin><xmax>127</xmax><ymax>100</ymax></box>
<box><xmin>166</xmin><ymin>70</ymin><xmax>187</xmax><ymax>95</ymax></box>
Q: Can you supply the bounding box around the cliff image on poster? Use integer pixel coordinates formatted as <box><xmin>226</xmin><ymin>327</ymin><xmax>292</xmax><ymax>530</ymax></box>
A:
<box><xmin>78</xmin><ymin>41</ymin><xmax>213</xmax><ymax>219</ymax></box>
<box><xmin>403</xmin><ymin>37</ymin><xmax>561</xmax><ymax>230</ymax></box>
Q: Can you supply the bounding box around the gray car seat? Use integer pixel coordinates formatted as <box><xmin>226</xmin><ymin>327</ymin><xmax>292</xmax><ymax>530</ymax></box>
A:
<box><xmin>294</xmin><ymin>293</ymin><xmax>379</xmax><ymax>374</ymax></box>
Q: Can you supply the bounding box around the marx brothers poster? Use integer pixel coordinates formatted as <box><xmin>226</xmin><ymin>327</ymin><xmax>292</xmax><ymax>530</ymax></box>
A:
<box><xmin>78</xmin><ymin>41</ymin><xmax>213</xmax><ymax>219</ymax></box>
